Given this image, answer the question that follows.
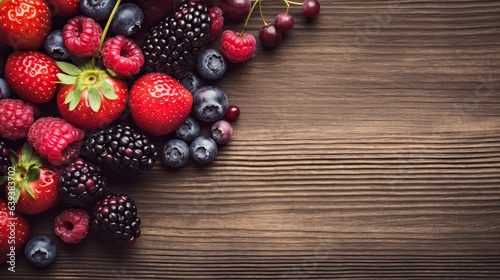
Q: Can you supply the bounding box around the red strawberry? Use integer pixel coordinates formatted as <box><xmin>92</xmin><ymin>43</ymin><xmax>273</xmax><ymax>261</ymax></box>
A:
<box><xmin>55</xmin><ymin>61</ymin><xmax>128</xmax><ymax>130</ymax></box>
<box><xmin>1</xmin><ymin>142</ymin><xmax>60</xmax><ymax>215</ymax></box>
<box><xmin>220</xmin><ymin>30</ymin><xmax>256</xmax><ymax>63</ymax></box>
<box><xmin>129</xmin><ymin>73</ymin><xmax>193</xmax><ymax>136</ymax></box>
<box><xmin>4</xmin><ymin>51</ymin><xmax>61</xmax><ymax>104</ymax></box>
<box><xmin>0</xmin><ymin>199</ymin><xmax>30</xmax><ymax>264</ymax></box>
<box><xmin>28</xmin><ymin>117</ymin><xmax>85</xmax><ymax>166</ymax></box>
<box><xmin>101</xmin><ymin>35</ymin><xmax>145</xmax><ymax>78</ymax></box>
<box><xmin>48</xmin><ymin>0</ymin><xmax>80</xmax><ymax>18</ymax></box>
<box><xmin>0</xmin><ymin>99</ymin><xmax>39</xmax><ymax>140</ymax></box>
<box><xmin>0</xmin><ymin>0</ymin><xmax>51</xmax><ymax>50</ymax></box>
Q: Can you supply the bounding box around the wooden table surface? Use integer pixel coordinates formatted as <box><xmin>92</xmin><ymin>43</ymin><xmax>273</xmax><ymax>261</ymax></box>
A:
<box><xmin>5</xmin><ymin>0</ymin><xmax>500</xmax><ymax>279</ymax></box>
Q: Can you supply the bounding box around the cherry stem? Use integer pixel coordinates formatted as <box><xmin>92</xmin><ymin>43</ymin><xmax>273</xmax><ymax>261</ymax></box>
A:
<box><xmin>259</xmin><ymin>0</ymin><xmax>267</xmax><ymax>25</ymax></box>
<box><xmin>241</xmin><ymin>0</ymin><xmax>261</xmax><ymax>37</ymax></box>
<box><xmin>97</xmin><ymin>0</ymin><xmax>122</xmax><ymax>58</ymax></box>
<box><xmin>284</xmin><ymin>0</ymin><xmax>303</xmax><ymax>5</ymax></box>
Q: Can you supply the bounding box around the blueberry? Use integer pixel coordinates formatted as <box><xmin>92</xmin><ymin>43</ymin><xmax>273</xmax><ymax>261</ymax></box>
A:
<box><xmin>176</xmin><ymin>115</ymin><xmax>200</xmax><ymax>142</ymax></box>
<box><xmin>190</xmin><ymin>136</ymin><xmax>218</xmax><ymax>165</ymax></box>
<box><xmin>162</xmin><ymin>139</ymin><xmax>190</xmax><ymax>168</ymax></box>
<box><xmin>196</xmin><ymin>49</ymin><xmax>227</xmax><ymax>80</ymax></box>
<box><xmin>44</xmin><ymin>30</ymin><xmax>70</xmax><ymax>60</ymax></box>
<box><xmin>178</xmin><ymin>71</ymin><xmax>205</xmax><ymax>94</ymax></box>
<box><xmin>80</xmin><ymin>0</ymin><xmax>116</xmax><ymax>21</ymax></box>
<box><xmin>211</xmin><ymin>120</ymin><xmax>233</xmax><ymax>145</ymax></box>
<box><xmin>110</xmin><ymin>3</ymin><xmax>144</xmax><ymax>36</ymax></box>
<box><xmin>0</xmin><ymin>78</ymin><xmax>12</xmax><ymax>99</ymax></box>
<box><xmin>24</xmin><ymin>235</ymin><xmax>57</xmax><ymax>267</ymax></box>
<box><xmin>192</xmin><ymin>86</ymin><xmax>228</xmax><ymax>123</ymax></box>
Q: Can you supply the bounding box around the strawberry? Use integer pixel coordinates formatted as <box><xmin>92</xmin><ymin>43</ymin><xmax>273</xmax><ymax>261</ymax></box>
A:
<box><xmin>55</xmin><ymin>61</ymin><xmax>128</xmax><ymax>130</ymax></box>
<box><xmin>0</xmin><ymin>0</ymin><xmax>51</xmax><ymax>50</ymax></box>
<box><xmin>48</xmin><ymin>0</ymin><xmax>80</xmax><ymax>18</ymax></box>
<box><xmin>129</xmin><ymin>73</ymin><xmax>193</xmax><ymax>136</ymax></box>
<box><xmin>0</xmin><ymin>199</ymin><xmax>30</xmax><ymax>264</ymax></box>
<box><xmin>1</xmin><ymin>142</ymin><xmax>60</xmax><ymax>215</ymax></box>
<box><xmin>4</xmin><ymin>51</ymin><xmax>61</xmax><ymax>104</ymax></box>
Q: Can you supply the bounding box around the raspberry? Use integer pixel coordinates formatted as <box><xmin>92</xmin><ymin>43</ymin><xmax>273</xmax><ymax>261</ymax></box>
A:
<box><xmin>54</xmin><ymin>208</ymin><xmax>90</xmax><ymax>244</ymax></box>
<box><xmin>0</xmin><ymin>99</ymin><xmax>39</xmax><ymax>140</ymax></box>
<box><xmin>28</xmin><ymin>117</ymin><xmax>85</xmax><ymax>166</ymax></box>
<box><xmin>101</xmin><ymin>35</ymin><xmax>144</xmax><ymax>78</ymax></box>
<box><xmin>220</xmin><ymin>30</ymin><xmax>256</xmax><ymax>64</ymax></box>
<box><xmin>208</xmin><ymin>6</ymin><xmax>224</xmax><ymax>43</ymax></box>
<box><xmin>63</xmin><ymin>16</ymin><xmax>103</xmax><ymax>57</ymax></box>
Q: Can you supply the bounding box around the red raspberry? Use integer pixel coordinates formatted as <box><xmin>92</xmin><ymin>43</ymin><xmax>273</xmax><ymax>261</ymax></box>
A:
<box><xmin>28</xmin><ymin>117</ymin><xmax>85</xmax><ymax>166</ymax></box>
<box><xmin>101</xmin><ymin>35</ymin><xmax>144</xmax><ymax>78</ymax></box>
<box><xmin>54</xmin><ymin>208</ymin><xmax>90</xmax><ymax>244</ymax></box>
<box><xmin>220</xmin><ymin>30</ymin><xmax>256</xmax><ymax>63</ymax></box>
<box><xmin>208</xmin><ymin>6</ymin><xmax>224</xmax><ymax>43</ymax></box>
<box><xmin>0</xmin><ymin>99</ymin><xmax>39</xmax><ymax>140</ymax></box>
<box><xmin>63</xmin><ymin>16</ymin><xmax>103</xmax><ymax>57</ymax></box>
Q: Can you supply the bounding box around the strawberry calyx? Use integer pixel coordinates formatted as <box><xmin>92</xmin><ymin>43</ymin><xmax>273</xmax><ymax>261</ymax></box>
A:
<box><xmin>56</xmin><ymin>61</ymin><xmax>119</xmax><ymax>112</ymax></box>
<box><xmin>0</xmin><ymin>142</ymin><xmax>45</xmax><ymax>203</ymax></box>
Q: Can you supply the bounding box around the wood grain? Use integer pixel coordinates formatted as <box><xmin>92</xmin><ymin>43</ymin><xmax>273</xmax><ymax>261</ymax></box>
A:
<box><xmin>4</xmin><ymin>0</ymin><xmax>500</xmax><ymax>279</ymax></box>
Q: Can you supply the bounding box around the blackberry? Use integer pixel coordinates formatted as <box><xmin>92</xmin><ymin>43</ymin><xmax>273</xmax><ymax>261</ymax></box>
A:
<box><xmin>0</xmin><ymin>140</ymin><xmax>10</xmax><ymax>175</ymax></box>
<box><xmin>91</xmin><ymin>193</ymin><xmax>141</xmax><ymax>243</ymax></box>
<box><xmin>80</xmin><ymin>124</ymin><xmax>158</xmax><ymax>174</ymax></box>
<box><xmin>59</xmin><ymin>158</ymin><xmax>108</xmax><ymax>208</ymax></box>
<box><xmin>142</xmin><ymin>0</ymin><xmax>212</xmax><ymax>78</ymax></box>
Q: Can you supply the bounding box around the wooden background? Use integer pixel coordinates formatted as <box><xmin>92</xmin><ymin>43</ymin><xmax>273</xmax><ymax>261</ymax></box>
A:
<box><xmin>4</xmin><ymin>0</ymin><xmax>500</xmax><ymax>278</ymax></box>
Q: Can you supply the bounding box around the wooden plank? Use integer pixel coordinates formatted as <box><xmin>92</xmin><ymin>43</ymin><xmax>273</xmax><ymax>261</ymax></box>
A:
<box><xmin>4</xmin><ymin>0</ymin><xmax>500</xmax><ymax>279</ymax></box>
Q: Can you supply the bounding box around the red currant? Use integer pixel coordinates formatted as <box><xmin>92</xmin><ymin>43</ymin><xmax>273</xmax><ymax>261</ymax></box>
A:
<box><xmin>225</xmin><ymin>105</ymin><xmax>240</xmax><ymax>121</ymax></box>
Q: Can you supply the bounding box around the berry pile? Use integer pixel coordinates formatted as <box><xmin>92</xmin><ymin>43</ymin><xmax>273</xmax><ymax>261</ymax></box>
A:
<box><xmin>0</xmin><ymin>0</ymin><xmax>320</xmax><ymax>268</ymax></box>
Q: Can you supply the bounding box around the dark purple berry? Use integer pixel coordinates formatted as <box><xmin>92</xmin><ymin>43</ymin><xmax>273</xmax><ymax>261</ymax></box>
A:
<box><xmin>44</xmin><ymin>30</ymin><xmax>70</xmax><ymax>60</ymax></box>
<box><xmin>161</xmin><ymin>139</ymin><xmax>190</xmax><ymax>168</ymax></box>
<box><xmin>176</xmin><ymin>115</ymin><xmax>200</xmax><ymax>142</ymax></box>
<box><xmin>192</xmin><ymin>86</ymin><xmax>228</xmax><ymax>123</ymax></box>
<box><xmin>0</xmin><ymin>78</ymin><xmax>12</xmax><ymax>99</ymax></box>
<box><xmin>211</xmin><ymin>120</ymin><xmax>233</xmax><ymax>144</ymax></box>
<box><xmin>178</xmin><ymin>71</ymin><xmax>205</xmax><ymax>94</ymax></box>
<box><xmin>196</xmin><ymin>48</ymin><xmax>227</xmax><ymax>81</ymax></box>
<box><xmin>190</xmin><ymin>136</ymin><xmax>218</xmax><ymax>165</ymax></box>
<box><xmin>80</xmin><ymin>0</ymin><xmax>116</xmax><ymax>21</ymax></box>
<box><xmin>24</xmin><ymin>236</ymin><xmax>57</xmax><ymax>267</ymax></box>
<box><xmin>111</xmin><ymin>3</ymin><xmax>144</xmax><ymax>36</ymax></box>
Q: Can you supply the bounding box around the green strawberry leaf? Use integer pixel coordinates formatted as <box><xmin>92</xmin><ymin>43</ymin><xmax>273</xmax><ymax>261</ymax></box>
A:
<box><xmin>26</xmin><ymin>167</ymin><xmax>40</xmax><ymax>182</ymax></box>
<box><xmin>64</xmin><ymin>87</ymin><xmax>78</xmax><ymax>105</ymax></box>
<box><xmin>57</xmin><ymin>73</ymin><xmax>77</xmax><ymax>85</ymax></box>
<box><xmin>69</xmin><ymin>88</ymin><xmax>82</xmax><ymax>111</ymax></box>
<box><xmin>0</xmin><ymin>176</ymin><xmax>7</xmax><ymax>186</ymax></box>
<box><xmin>9</xmin><ymin>150</ymin><xmax>18</xmax><ymax>166</ymax></box>
<box><xmin>20</xmin><ymin>141</ymin><xmax>34</xmax><ymax>162</ymax></box>
<box><xmin>21</xmin><ymin>180</ymin><xmax>36</xmax><ymax>200</ymax></box>
<box><xmin>56</xmin><ymin>61</ymin><xmax>81</xmax><ymax>76</ymax></box>
<box><xmin>88</xmin><ymin>86</ymin><xmax>102</xmax><ymax>112</ymax></box>
<box><xmin>100</xmin><ymin>81</ymin><xmax>118</xmax><ymax>100</ymax></box>
<box><xmin>106</xmin><ymin>69</ymin><xmax>117</xmax><ymax>77</ymax></box>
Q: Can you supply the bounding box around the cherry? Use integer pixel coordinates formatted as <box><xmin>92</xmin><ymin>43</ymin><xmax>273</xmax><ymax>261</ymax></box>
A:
<box><xmin>259</xmin><ymin>24</ymin><xmax>282</xmax><ymax>48</ymax></box>
<box><xmin>225</xmin><ymin>105</ymin><xmax>240</xmax><ymax>121</ymax></box>
<box><xmin>214</xmin><ymin>0</ymin><xmax>251</xmax><ymax>20</ymax></box>
<box><xmin>303</xmin><ymin>0</ymin><xmax>320</xmax><ymax>18</ymax></box>
<box><xmin>274</xmin><ymin>13</ymin><xmax>294</xmax><ymax>32</ymax></box>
